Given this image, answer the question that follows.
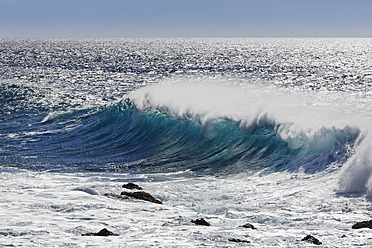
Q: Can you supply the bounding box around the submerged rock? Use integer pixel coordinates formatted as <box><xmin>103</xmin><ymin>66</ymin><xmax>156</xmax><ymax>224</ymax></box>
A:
<box><xmin>190</xmin><ymin>218</ymin><xmax>210</xmax><ymax>226</ymax></box>
<box><xmin>104</xmin><ymin>193</ymin><xmax>129</xmax><ymax>200</ymax></box>
<box><xmin>352</xmin><ymin>220</ymin><xmax>372</xmax><ymax>229</ymax></box>
<box><xmin>240</xmin><ymin>223</ymin><xmax>256</xmax><ymax>229</ymax></box>
<box><xmin>121</xmin><ymin>191</ymin><xmax>162</xmax><ymax>204</ymax></box>
<box><xmin>228</xmin><ymin>238</ymin><xmax>251</xmax><ymax>243</ymax></box>
<box><xmin>122</xmin><ymin>183</ymin><xmax>143</xmax><ymax>190</ymax></box>
<box><xmin>301</xmin><ymin>235</ymin><xmax>322</xmax><ymax>245</ymax></box>
<box><xmin>82</xmin><ymin>228</ymin><xmax>118</xmax><ymax>236</ymax></box>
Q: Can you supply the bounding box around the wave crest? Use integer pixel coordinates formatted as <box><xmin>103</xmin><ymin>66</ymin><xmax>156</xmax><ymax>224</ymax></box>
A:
<box><xmin>1</xmin><ymin>81</ymin><xmax>363</xmax><ymax>177</ymax></box>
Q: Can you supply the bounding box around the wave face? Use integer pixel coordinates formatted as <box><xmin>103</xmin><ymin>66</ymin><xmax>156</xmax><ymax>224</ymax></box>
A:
<box><xmin>0</xmin><ymin>90</ymin><xmax>360</xmax><ymax>175</ymax></box>
<box><xmin>113</xmin><ymin>101</ymin><xmax>359</xmax><ymax>175</ymax></box>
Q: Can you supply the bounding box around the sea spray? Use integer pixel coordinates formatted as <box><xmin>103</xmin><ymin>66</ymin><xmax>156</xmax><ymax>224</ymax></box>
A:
<box><xmin>338</xmin><ymin>137</ymin><xmax>372</xmax><ymax>196</ymax></box>
<box><xmin>128</xmin><ymin>79</ymin><xmax>366</xmax><ymax>131</ymax></box>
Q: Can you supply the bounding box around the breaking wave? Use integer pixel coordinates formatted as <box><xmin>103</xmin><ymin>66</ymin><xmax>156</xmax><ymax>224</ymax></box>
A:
<box><xmin>0</xmin><ymin>81</ymin><xmax>361</xmax><ymax>176</ymax></box>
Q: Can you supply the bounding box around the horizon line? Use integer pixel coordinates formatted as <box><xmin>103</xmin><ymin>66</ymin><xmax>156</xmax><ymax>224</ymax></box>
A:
<box><xmin>1</xmin><ymin>36</ymin><xmax>372</xmax><ymax>40</ymax></box>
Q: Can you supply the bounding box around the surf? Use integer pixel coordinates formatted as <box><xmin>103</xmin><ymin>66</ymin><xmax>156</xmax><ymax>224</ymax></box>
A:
<box><xmin>21</xmin><ymin>99</ymin><xmax>358</xmax><ymax>175</ymax></box>
<box><xmin>127</xmin><ymin>80</ymin><xmax>362</xmax><ymax>173</ymax></box>
<box><xmin>1</xmin><ymin>79</ymin><xmax>370</xmax><ymax>195</ymax></box>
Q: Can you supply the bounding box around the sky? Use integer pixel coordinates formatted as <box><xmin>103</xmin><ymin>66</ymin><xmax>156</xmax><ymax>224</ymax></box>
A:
<box><xmin>1</xmin><ymin>0</ymin><xmax>372</xmax><ymax>38</ymax></box>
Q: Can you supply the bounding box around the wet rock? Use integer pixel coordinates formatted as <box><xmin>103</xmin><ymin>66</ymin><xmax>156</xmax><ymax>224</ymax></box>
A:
<box><xmin>121</xmin><ymin>191</ymin><xmax>162</xmax><ymax>204</ymax></box>
<box><xmin>240</xmin><ymin>223</ymin><xmax>256</xmax><ymax>229</ymax></box>
<box><xmin>82</xmin><ymin>228</ymin><xmax>118</xmax><ymax>236</ymax></box>
<box><xmin>122</xmin><ymin>183</ymin><xmax>143</xmax><ymax>190</ymax></box>
<box><xmin>352</xmin><ymin>220</ymin><xmax>372</xmax><ymax>229</ymax></box>
<box><xmin>228</xmin><ymin>238</ymin><xmax>251</xmax><ymax>243</ymax></box>
<box><xmin>301</xmin><ymin>235</ymin><xmax>322</xmax><ymax>245</ymax></box>
<box><xmin>190</xmin><ymin>218</ymin><xmax>210</xmax><ymax>226</ymax></box>
<box><xmin>104</xmin><ymin>193</ymin><xmax>129</xmax><ymax>200</ymax></box>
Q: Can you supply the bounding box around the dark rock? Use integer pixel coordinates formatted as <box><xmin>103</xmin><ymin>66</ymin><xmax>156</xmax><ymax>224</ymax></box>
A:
<box><xmin>95</xmin><ymin>228</ymin><xmax>118</xmax><ymax>236</ymax></box>
<box><xmin>190</xmin><ymin>218</ymin><xmax>210</xmax><ymax>226</ymax></box>
<box><xmin>240</xmin><ymin>223</ymin><xmax>256</xmax><ymax>229</ymax></box>
<box><xmin>352</xmin><ymin>220</ymin><xmax>372</xmax><ymax>229</ymax></box>
<box><xmin>104</xmin><ymin>193</ymin><xmax>130</xmax><ymax>200</ymax></box>
<box><xmin>82</xmin><ymin>228</ymin><xmax>118</xmax><ymax>236</ymax></box>
<box><xmin>122</xmin><ymin>183</ymin><xmax>143</xmax><ymax>190</ymax></box>
<box><xmin>228</xmin><ymin>238</ymin><xmax>251</xmax><ymax>243</ymax></box>
<box><xmin>121</xmin><ymin>191</ymin><xmax>162</xmax><ymax>204</ymax></box>
<box><xmin>301</xmin><ymin>235</ymin><xmax>322</xmax><ymax>245</ymax></box>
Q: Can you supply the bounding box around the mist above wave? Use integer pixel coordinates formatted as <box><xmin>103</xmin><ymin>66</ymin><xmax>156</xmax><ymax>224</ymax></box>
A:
<box><xmin>129</xmin><ymin>79</ymin><xmax>367</xmax><ymax>131</ymax></box>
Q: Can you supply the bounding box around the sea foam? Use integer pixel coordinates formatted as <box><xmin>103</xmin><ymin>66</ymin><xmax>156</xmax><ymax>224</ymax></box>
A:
<box><xmin>129</xmin><ymin>79</ymin><xmax>372</xmax><ymax>193</ymax></box>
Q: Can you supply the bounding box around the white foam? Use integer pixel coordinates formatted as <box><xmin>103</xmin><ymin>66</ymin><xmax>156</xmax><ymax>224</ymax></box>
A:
<box><xmin>1</xmin><ymin>168</ymin><xmax>372</xmax><ymax>247</ymax></box>
<box><xmin>128</xmin><ymin>79</ymin><xmax>370</xmax><ymax>132</ymax></box>
<box><xmin>339</xmin><ymin>137</ymin><xmax>372</xmax><ymax>195</ymax></box>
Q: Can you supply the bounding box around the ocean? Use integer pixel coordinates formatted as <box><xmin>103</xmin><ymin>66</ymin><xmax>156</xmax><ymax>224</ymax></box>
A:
<box><xmin>1</xmin><ymin>38</ymin><xmax>372</xmax><ymax>247</ymax></box>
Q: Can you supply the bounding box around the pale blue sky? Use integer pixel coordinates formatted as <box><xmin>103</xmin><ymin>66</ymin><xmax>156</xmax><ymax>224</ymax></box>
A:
<box><xmin>1</xmin><ymin>0</ymin><xmax>371</xmax><ymax>38</ymax></box>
